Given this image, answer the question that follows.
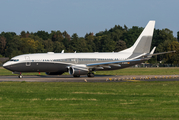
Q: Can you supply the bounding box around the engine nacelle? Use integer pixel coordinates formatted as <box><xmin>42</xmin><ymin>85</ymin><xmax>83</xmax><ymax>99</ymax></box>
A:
<box><xmin>69</xmin><ymin>65</ymin><xmax>89</xmax><ymax>76</ymax></box>
<box><xmin>45</xmin><ymin>72</ymin><xmax>64</xmax><ymax>75</ymax></box>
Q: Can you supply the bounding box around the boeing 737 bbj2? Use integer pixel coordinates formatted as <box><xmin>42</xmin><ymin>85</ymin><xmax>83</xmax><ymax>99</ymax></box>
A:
<box><xmin>3</xmin><ymin>21</ymin><xmax>174</xmax><ymax>78</ymax></box>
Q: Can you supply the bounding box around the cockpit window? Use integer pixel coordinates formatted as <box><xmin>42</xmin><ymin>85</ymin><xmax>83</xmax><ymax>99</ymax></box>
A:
<box><xmin>10</xmin><ymin>59</ymin><xmax>19</xmax><ymax>62</ymax></box>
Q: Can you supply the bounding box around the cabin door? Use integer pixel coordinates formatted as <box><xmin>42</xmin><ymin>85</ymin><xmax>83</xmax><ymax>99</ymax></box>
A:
<box><xmin>25</xmin><ymin>56</ymin><xmax>31</xmax><ymax>66</ymax></box>
<box><xmin>75</xmin><ymin>58</ymin><xmax>78</xmax><ymax>64</ymax></box>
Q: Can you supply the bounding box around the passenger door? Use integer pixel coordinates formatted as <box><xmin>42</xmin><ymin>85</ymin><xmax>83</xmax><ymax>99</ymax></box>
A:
<box><xmin>75</xmin><ymin>58</ymin><xmax>78</xmax><ymax>64</ymax></box>
<box><xmin>25</xmin><ymin>56</ymin><xmax>31</xmax><ymax>66</ymax></box>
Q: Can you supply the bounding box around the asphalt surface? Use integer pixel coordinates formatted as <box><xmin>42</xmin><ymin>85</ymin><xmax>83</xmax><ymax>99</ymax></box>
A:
<box><xmin>0</xmin><ymin>75</ymin><xmax>179</xmax><ymax>82</ymax></box>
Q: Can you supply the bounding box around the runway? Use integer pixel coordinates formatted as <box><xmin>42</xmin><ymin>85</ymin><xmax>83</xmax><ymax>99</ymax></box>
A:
<box><xmin>0</xmin><ymin>75</ymin><xmax>179</xmax><ymax>82</ymax></box>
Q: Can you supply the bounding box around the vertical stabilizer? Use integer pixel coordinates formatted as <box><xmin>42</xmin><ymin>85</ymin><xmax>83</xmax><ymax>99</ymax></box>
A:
<box><xmin>120</xmin><ymin>21</ymin><xmax>155</xmax><ymax>54</ymax></box>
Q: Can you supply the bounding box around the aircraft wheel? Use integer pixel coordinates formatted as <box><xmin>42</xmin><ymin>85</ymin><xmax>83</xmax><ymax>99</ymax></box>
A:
<box><xmin>73</xmin><ymin>75</ymin><xmax>80</xmax><ymax>77</ymax></box>
<box><xmin>90</xmin><ymin>73</ymin><xmax>94</xmax><ymax>77</ymax></box>
<box><xmin>87</xmin><ymin>73</ymin><xmax>94</xmax><ymax>77</ymax></box>
<box><xmin>18</xmin><ymin>75</ymin><xmax>23</xmax><ymax>78</ymax></box>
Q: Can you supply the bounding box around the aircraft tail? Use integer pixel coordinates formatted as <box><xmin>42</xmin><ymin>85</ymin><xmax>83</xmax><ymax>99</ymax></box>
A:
<box><xmin>120</xmin><ymin>21</ymin><xmax>155</xmax><ymax>54</ymax></box>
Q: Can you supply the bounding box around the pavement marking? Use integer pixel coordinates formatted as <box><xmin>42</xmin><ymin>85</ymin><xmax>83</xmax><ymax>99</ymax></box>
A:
<box><xmin>125</xmin><ymin>80</ymin><xmax>140</xmax><ymax>82</ymax></box>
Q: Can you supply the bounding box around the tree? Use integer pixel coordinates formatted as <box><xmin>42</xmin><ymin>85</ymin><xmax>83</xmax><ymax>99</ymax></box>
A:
<box><xmin>62</xmin><ymin>38</ymin><xmax>70</xmax><ymax>51</ymax></box>
<box><xmin>35</xmin><ymin>40</ymin><xmax>44</xmax><ymax>53</ymax></box>
<box><xmin>62</xmin><ymin>31</ymin><xmax>71</xmax><ymax>51</ymax></box>
<box><xmin>165</xmin><ymin>41</ymin><xmax>179</xmax><ymax>65</ymax></box>
<box><xmin>1</xmin><ymin>32</ymin><xmax>16</xmax><ymax>43</ymax></box>
<box><xmin>20</xmin><ymin>31</ymin><xmax>26</xmax><ymax>38</ymax></box>
<box><xmin>1</xmin><ymin>32</ymin><xmax>18</xmax><ymax>57</ymax></box>
<box><xmin>154</xmin><ymin>28</ymin><xmax>177</xmax><ymax>63</ymax></box>
<box><xmin>114</xmin><ymin>40</ymin><xmax>127</xmax><ymax>52</ymax></box>
<box><xmin>153</xmin><ymin>29</ymin><xmax>176</xmax><ymax>47</ymax></box>
<box><xmin>85</xmin><ymin>33</ymin><xmax>95</xmax><ymax>52</ymax></box>
<box><xmin>34</xmin><ymin>31</ymin><xmax>49</xmax><ymax>40</ymax></box>
<box><xmin>4</xmin><ymin>35</ymin><xmax>21</xmax><ymax>58</ymax></box>
<box><xmin>110</xmin><ymin>25</ymin><xmax>124</xmax><ymax>42</ymax></box>
<box><xmin>156</xmin><ymin>40</ymin><xmax>171</xmax><ymax>62</ymax></box>
<box><xmin>101</xmin><ymin>35</ymin><xmax>115</xmax><ymax>52</ymax></box>
<box><xmin>78</xmin><ymin>38</ymin><xmax>89</xmax><ymax>52</ymax></box>
<box><xmin>159</xmin><ymin>28</ymin><xmax>176</xmax><ymax>41</ymax></box>
<box><xmin>43</xmin><ymin>39</ymin><xmax>54</xmax><ymax>52</ymax></box>
<box><xmin>121</xmin><ymin>26</ymin><xmax>143</xmax><ymax>48</ymax></box>
<box><xmin>68</xmin><ymin>33</ymin><xmax>80</xmax><ymax>52</ymax></box>
<box><xmin>0</xmin><ymin>36</ymin><xmax>6</xmax><ymax>54</ymax></box>
<box><xmin>51</xmin><ymin>31</ymin><xmax>64</xmax><ymax>42</ymax></box>
<box><xmin>19</xmin><ymin>38</ymin><xmax>43</xmax><ymax>54</ymax></box>
<box><xmin>124</xmin><ymin>24</ymin><xmax>128</xmax><ymax>31</ymax></box>
<box><xmin>62</xmin><ymin>31</ymin><xmax>71</xmax><ymax>41</ymax></box>
<box><xmin>93</xmin><ymin>36</ymin><xmax>102</xmax><ymax>52</ymax></box>
<box><xmin>53</xmin><ymin>41</ymin><xmax>65</xmax><ymax>53</ymax></box>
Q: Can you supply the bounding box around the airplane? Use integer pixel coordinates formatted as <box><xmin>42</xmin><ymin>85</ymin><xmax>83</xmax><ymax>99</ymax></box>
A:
<box><xmin>3</xmin><ymin>21</ymin><xmax>175</xmax><ymax>78</ymax></box>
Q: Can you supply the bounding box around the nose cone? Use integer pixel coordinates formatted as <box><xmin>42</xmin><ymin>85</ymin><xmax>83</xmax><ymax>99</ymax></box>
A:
<box><xmin>3</xmin><ymin>62</ymin><xmax>11</xmax><ymax>69</ymax></box>
<box><xmin>3</xmin><ymin>62</ymin><xmax>7</xmax><ymax>67</ymax></box>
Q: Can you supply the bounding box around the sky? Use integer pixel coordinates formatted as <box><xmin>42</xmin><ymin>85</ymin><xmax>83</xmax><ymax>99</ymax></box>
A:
<box><xmin>0</xmin><ymin>0</ymin><xmax>178</xmax><ymax>37</ymax></box>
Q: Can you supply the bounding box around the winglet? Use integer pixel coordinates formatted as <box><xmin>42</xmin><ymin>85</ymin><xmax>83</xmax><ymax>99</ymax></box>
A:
<box><xmin>61</xmin><ymin>50</ymin><xmax>64</xmax><ymax>53</ymax></box>
<box><xmin>150</xmin><ymin>46</ymin><xmax>156</xmax><ymax>55</ymax></box>
<box><xmin>147</xmin><ymin>47</ymin><xmax>156</xmax><ymax>58</ymax></box>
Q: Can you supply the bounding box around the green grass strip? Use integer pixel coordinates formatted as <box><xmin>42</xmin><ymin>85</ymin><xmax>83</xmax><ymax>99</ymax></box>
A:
<box><xmin>0</xmin><ymin>81</ymin><xmax>179</xmax><ymax>119</ymax></box>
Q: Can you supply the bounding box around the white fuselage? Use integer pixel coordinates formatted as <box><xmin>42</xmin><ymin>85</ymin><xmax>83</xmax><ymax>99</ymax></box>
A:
<box><xmin>3</xmin><ymin>21</ymin><xmax>156</xmax><ymax>77</ymax></box>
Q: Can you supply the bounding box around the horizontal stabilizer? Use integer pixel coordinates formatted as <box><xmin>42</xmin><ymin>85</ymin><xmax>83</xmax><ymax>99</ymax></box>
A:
<box><xmin>143</xmin><ymin>48</ymin><xmax>175</xmax><ymax>59</ymax></box>
<box><xmin>152</xmin><ymin>51</ymin><xmax>176</xmax><ymax>56</ymax></box>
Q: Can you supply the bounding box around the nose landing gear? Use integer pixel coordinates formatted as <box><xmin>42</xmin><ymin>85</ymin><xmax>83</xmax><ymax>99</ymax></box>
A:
<box><xmin>18</xmin><ymin>73</ymin><xmax>23</xmax><ymax>78</ymax></box>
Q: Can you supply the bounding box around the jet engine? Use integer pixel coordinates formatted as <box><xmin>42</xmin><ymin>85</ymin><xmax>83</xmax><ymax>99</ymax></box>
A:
<box><xmin>45</xmin><ymin>72</ymin><xmax>64</xmax><ymax>75</ymax></box>
<box><xmin>69</xmin><ymin>65</ymin><xmax>89</xmax><ymax>77</ymax></box>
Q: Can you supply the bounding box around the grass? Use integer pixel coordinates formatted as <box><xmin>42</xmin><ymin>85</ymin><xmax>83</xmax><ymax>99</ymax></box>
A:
<box><xmin>0</xmin><ymin>81</ymin><xmax>179</xmax><ymax>119</ymax></box>
<box><xmin>0</xmin><ymin>67</ymin><xmax>179</xmax><ymax>76</ymax></box>
<box><xmin>95</xmin><ymin>67</ymin><xmax>179</xmax><ymax>75</ymax></box>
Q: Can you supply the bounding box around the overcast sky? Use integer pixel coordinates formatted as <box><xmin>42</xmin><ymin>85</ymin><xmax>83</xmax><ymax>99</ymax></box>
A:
<box><xmin>0</xmin><ymin>0</ymin><xmax>178</xmax><ymax>37</ymax></box>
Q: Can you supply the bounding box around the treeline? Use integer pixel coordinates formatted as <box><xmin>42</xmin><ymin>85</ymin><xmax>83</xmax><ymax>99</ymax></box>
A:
<box><xmin>0</xmin><ymin>24</ymin><xmax>179</xmax><ymax>64</ymax></box>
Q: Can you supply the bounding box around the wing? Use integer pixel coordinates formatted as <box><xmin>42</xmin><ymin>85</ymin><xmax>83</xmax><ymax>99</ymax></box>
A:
<box><xmin>86</xmin><ymin>47</ymin><xmax>175</xmax><ymax>70</ymax></box>
<box><xmin>86</xmin><ymin>59</ymin><xmax>142</xmax><ymax>69</ymax></box>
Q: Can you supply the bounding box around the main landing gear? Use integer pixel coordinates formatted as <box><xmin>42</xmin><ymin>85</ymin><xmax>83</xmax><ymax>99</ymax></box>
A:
<box><xmin>73</xmin><ymin>75</ymin><xmax>80</xmax><ymax>77</ymax></box>
<box><xmin>87</xmin><ymin>72</ymin><xmax>94</xmax><ymax>77</ymax></box>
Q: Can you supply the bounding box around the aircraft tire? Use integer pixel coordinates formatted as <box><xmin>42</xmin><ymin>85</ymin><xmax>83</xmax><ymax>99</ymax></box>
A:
<box><xmin>18</xmin><ymin>75</ymin><xmax>23</xmax><ymax>78</ymax></box>
<box><xmin>87</xmin><ymin>73</ymin><xmax>94</xmax><ymax>77</ymax></box>
<box><xmin>73</xmin><ymin>75</ymin><xmax>80</xmax><ymax>77</ymax></box>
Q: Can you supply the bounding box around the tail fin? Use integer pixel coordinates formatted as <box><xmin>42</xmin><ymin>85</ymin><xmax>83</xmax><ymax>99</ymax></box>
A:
<box><xmin>121</xmin><ymin>21</ymin><xmax>155</xmax><ymax>54</ymax></box>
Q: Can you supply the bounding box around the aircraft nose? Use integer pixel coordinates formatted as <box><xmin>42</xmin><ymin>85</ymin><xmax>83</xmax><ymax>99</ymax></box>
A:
<box><xmin>3</xmin><ymin>62</ymin><xmax>11</xmax><ymax>69</ymax></box>
<box><xmin>3</xmin><ymin>62</ymin><xmax>7</xmax><ymax>67</ymax></box>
